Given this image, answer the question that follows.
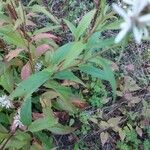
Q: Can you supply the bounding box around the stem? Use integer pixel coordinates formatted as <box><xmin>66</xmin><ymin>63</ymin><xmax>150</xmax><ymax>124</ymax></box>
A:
<box><xmin>20</xmin><ymin>1</ymin><xmax>35</xmax><ymax>73</ymax></box>
<box><xmin>0</xmin><ymin>134</ymin><xmax>14</xmax><ymax>150</ymax></box>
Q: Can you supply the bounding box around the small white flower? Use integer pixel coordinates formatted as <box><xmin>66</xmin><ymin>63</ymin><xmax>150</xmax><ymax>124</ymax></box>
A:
<box><xmin>35</xmin><ymin>62</ymin><xmax>42</xmax><ymax>72</ymax></box>
<box><xmin>113</xmin><ymin>1</ymin><xmax>150</xmax><ymax>43</ymax></box>
<box><xmin>13</xmin><ymin>109</ymin><xmax>24</xmax><ymax>128</ymax></box>
<box><xmin>0</xmin><ymin>95</ymin><xmax>13</xmax><ymax>109</ymax></box>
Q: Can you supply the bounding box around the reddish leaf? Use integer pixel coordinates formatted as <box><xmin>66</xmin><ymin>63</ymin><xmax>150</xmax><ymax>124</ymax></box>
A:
<box><xmin>32</xmin><ymin>33</ymin><xmax>59</xmax><ymax>42</ymax></box>
<box><xmin>72</xmin><ymin>99</ymin><xmax>88</xmax><ymax>109</ymax></box>
<box><xmin>5</xmin><ymin>48</ymin><xmax>24</xmax><ymax>61</ymax></box>
<box><xmin>21</xmin><ymin>62</ymin><xmax>32</xmax><ymax>80</ymax></box>
<box><xmin>36</xmin><ymin>44</ymin><xmax>52</xmax><ymax>57</ymax></box>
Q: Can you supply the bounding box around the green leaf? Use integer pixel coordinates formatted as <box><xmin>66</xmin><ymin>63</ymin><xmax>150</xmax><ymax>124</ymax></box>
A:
<box><xmin>29</xmin><ymin>97</ymin><xmax>58</xmax><ymax>132</ymax></box>
<box><xmin>35</xmin><ymin>132</ymin><xmax>54</xmax><ymax>149</ymax></box>
<box><xmin>54</xmin><ymin>70</ymin><xmax>85</xmax><ymax>86</ymax></box>
<box><xmin>3</xmin><ymin>131</ymin><xmax>31</xmax><ymax>149</ymax></box>
<box><xmin>0</xmin><ymin>61</ymin><xmax>7</xmax><ymax>76</ymax></box>
<box><xmin>79</xmin><ymin>58</ymin><xmax>116</xmax><ymax>100</ymax></box>
<box><xmin>52</xmin><ymin>42</ymin><xmax>74</xmax><ymax>65</ymax></box>
<box><xmin>79</xmin><ymin>64</ymin><xmax>106</xmax><ymax>80</ymax></box>
<box><xmin>44</xmin><ymin>81</ymin><xmax>77</xmax><ymax>114</ymax></box>
<box><xmin>28</xmin><ymin>117</ymin><xmax>57</xmax><ymax>132</ymax></box>
<box><xmin>31</xmin><ymin>5</ymin><xmax>59</xmax><ymax>24</ymax></box>
<box><xmin>52</xmin><ymin>41</ymin><xmax>85</xmax><ymax>68</ymax></box>
<box><xmin>90</xmin><ymin>57</ymin><xmax>116</xmax><ymax>100</ymax></box>
<box><xmin>49</xmin><ymin>124</ymin><xmax>76</xmax><ymax>135</ymax></box>
<box><xmin>0</xmin><ymin>69</ymin><xmax>14</xmax><ymax>93</ymax></box>
<box><xmin>33</xmin><ymin>25</ymin><xmax>61</xmax><ymax>35</ymax></box>
<box><xmin>63</xmin><ymin>19</ymin><xmax>77</xmax><ymax>38</ymax></box>
<box><xmin>20</xmin><ymin>96</ymin><xmax>32</xmax><ymax>126</ymax></box>
<box><xmin>98</xmin><ymin>19</ymin><xmax>122</xmax><ymax>31</ymax></box>
<box><xmin>10</xmin><ymin>71</ymin><xmax>51</xmax><ymax>99</ymax></box>
<box><xmin>87</xmin><ymin>32</ymin><xmax>114</xmax><ymax>50</ymax></box>
<box><xmin>0</xmin><ymin>26</ymin><xmax>26</xmax><ymax>47</ymax></box>
<box><xmin>63</xmin><ymin>41</ymin><xmax>85</xmax><ymax>68</ymax></box>
<box><xmin>76</xmin><ymin>9</ymin><xmax>96</xmax><ymax>40</ymax></box>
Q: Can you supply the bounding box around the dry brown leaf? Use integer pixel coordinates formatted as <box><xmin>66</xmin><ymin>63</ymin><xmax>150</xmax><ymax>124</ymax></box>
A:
<box><xmin>124</xmin><ymin>76</ymin><xmax>141</xmax><ymax>92</ymax></box>
<box><xmin>136</xmin><ymin>126</ymin><xmax>143</xmax><ymax>137</ymax></box>
<box><xmin>100</xmin><ymin>132</ymin><xmax>109</xmax><ymax>146</ymax></box>
<box><xmin>99</xmin><ymin>121</ymin><xmax>109</xmax><ymax>130</ymax></box>
<box><xmin>107</xmin><ymin>117</ymin><xmax>122</xmax><ymax>127</ymax></box>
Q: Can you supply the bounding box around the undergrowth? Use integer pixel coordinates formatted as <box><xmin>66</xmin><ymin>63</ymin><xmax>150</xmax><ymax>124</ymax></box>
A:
<box><xmin>0</xmin><ymin>0</ymin><xmax>149</xmax><ymax>149</ymax></box>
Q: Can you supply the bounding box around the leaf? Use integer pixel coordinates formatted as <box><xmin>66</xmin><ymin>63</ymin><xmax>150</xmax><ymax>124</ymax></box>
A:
<box><xmin>0</xmin><ymin>61</ymin><xmax>7</xmax><ymax>76</ymax></box>
<box><xmin>31</xmin><ymin>5</ymin><xmax>59</xmax><ymax>24</ymax></box>
<box><xmin>136</xmin><ymin>126</ymin><xmax>143</xmax><ymax>137</ymax></box>
<box><xmin>3</xmin><ymin>131</ymin><xmax>31</xmax><ymax>149</ymax></box>
<box><xmin>107</xmin><ymin>117</ymin><xmax>122</xmax><ymax>127</ymax></box>
<box><xmin>90</xmin><ymin>57</ymin><xmax>116</xmax><ymax>100</ymax></box>
<box><xmin>44</xmin><ymin>81</ymin><xmax>77</xmax><ymax>114</ymax></box>
<box><xmin>52</xmin><ymin>42</ymin><xmax>74</xmax><ymax>65</ymax></box>
<box><xmin>124</xmin><ymin>76</ymin><xmax>141</xmax><ymax>92</ymax></box>
<box><xmin>20</xmin><ymin>96</ymin><xmax>32</xmax><ymax>126</ymax></box>
<box><xmin>0</xmin><ymin>69</ymin><xmax>14</xmax><ymax>93</ymax></box>
<box><xmin>100</xmin><ymin>132</ymin><xmax>109</xmax><ymax>146</ymax></box>
<box><xmin>54</xmin><ymin>70</ymin><xmax>85</xmax><ymax>86</ymax></box>
<box><xmin>34</xmin><ymin>25</ymin><xmax>61</xmax><ymax>35</ymax></box>
<box><xmin>49</xmin><ymin>124</ymin><xmax>76</xmax><ymax>135</ymax></box>
<box><xmin>87</xmin><ymin>32</ymin><xmax>115</xmax><ymax>50</ymax></box>
<box><xmin>79</xmin><ymin>64</ymin><xmax>106</xmax><ymax>80</ymax></box>
<box><xmin>29</xmin><ymin>98</ymin><xmax>58</xmax><ymax>132</ymax></box>
<box><xmin>10</xmin><ymin>71</ymin><xmax>51</xmax><ymax>99</ymax></box>
<box><xmin>35</xmin><ymin>132</ymin><xmax>54</xmax><ymax>149</ymax></box>
<box><xmin>118</xmin><ymin>128</ymin><xmax>126</xmax><ymax>141</ymax></box>
<box><xmin>97</xmin><ymin>19</ymin><xmax>122</xmax><ymax>31</ymax></box>
<box><xmin>36</xmin><ymin>44</ymin><xmax>53</xmax><ymax>57</ymax></box>
<box><xmin>32</xmin><ymin>33</ymin><xmax>58</xmax><ymax>42</ymax></box>
<box><xmin>63</xmin><ymin>19</ymin><xmax>77</xmax><ymax>38</ymax></box>
<box><xmin>21</xmin><ymin>62</ymin><xmax>32</xmax><ymax>80</ymax></box>
<box><xmin>63</xmin><ymin>41</ymin><xmax>85</xmax><ymax>68</ymax></box>
<box><xmin>5</xmin><ymin>48</ymin><xmax>24</xmax><ymax>61</ymax></box>
<box><xmin>0</xmin><ymin>26</ymin><xmax>26</xmax><ymax>47</ymax></box>
<box><xmin>76</xmin><ymin>9</ymin><xmax>96</xmax><ymax>40</ymax></box>
<box><xmin>28</xmin><ymin>117</ymin><xmax>57</xmax><ymax>132</ymax></box>
<box><xmin>72</xmin><ymin>99</ymin><xmax>88</xmax><ymax>109</ymax></box>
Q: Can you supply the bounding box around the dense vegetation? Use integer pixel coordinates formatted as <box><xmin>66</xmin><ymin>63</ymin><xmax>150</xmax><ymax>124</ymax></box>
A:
<box><xmin>0</xmin><ymin>0</ymin><xmax>149</xmax><ymax>149</ymax></box>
